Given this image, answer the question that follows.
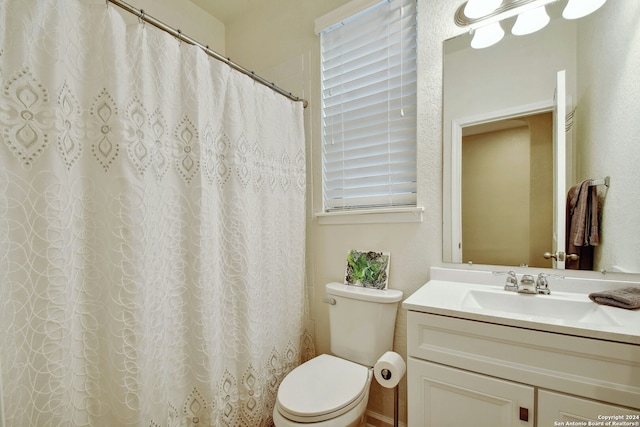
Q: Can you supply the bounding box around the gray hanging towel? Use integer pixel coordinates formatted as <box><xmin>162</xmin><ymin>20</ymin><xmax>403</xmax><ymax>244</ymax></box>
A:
<box><xmin>566</xmin><ymin>179</ymin><xmax>600</xmax><ymax>270</ymax></box>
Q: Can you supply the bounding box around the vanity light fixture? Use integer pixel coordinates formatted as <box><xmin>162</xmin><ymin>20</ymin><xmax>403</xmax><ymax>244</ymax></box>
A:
<box><xmin>464</xmin><ymin>0</ymin><xmax>503</xmax><ymax>19</ymax></box>
<box><xmin>562</xmin><ymin>0</ymin><xmax>607</xmax><ymax>19</ymax></box>
<box><xmin>456</xmin><ymin>0</ymin><xmax>609</xmax><ymax>49</ymax></box>
<box><xmin>470</xmin><ymin>22</ymin><xmax>505</xmax><ymax>49</ymax></box>
<box><xmin>512</xmin><ymin>5</ymin><xmax>550</xmax><ymax>35</ymax></box>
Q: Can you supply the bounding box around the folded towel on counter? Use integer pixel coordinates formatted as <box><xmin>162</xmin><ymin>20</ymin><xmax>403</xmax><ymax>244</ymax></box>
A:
<box><xmin>588</xmin><ymin>287</ymin><xmax>640</xmax><ymax>309</ymax></box>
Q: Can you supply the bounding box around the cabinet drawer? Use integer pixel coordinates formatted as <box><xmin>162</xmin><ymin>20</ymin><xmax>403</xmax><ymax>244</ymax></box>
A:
<box><xmin>538</xmin><ymin>390</ymin><xmax>639</xmax><ymax>425</ymax></box>
<box><xmin>407</xmin><ymin>310</ymin><xmax>640</xmax><ymax>409</ymax></box>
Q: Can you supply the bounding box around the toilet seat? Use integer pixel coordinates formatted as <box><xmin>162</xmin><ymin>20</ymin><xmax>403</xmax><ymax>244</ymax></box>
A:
<box><xmin>276</xmin><ymin>354</ymin><xmax>371</xmax><ymax>423</ymax></box>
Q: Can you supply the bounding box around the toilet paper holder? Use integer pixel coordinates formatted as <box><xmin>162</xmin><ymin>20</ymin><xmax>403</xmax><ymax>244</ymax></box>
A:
<box><xmin>380</xmin><ymin>368</ymin><xmax>392</xmax><ymax>380</ymax></box>
<box><xmin>374</xmin><ymin>351</ymin><xmax>406</xmax><ymax>427</ymax></box>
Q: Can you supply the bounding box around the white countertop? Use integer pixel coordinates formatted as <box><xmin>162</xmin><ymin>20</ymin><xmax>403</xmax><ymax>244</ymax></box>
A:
<box><xmin>403</xmin><ymin>269</ymin><xmax>640</xmax><ymax>345</ymax></box>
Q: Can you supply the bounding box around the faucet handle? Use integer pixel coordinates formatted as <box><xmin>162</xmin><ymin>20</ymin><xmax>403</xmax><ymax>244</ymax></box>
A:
<box><xmin>536</xmin><ymin>273</ymin><xmax>564</xmax><ymax>294</ymax></box>
<box><xmin>493</xmin><ymin>270</ymin><xmax>518</xmax><ymax>291</ymax></box>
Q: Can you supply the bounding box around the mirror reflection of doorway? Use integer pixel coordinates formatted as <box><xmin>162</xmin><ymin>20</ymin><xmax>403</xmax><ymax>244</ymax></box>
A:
<box><xmin>461</xmin><ymin>112</ymin><xmax>553</xmax><ymax>268</ymax></box>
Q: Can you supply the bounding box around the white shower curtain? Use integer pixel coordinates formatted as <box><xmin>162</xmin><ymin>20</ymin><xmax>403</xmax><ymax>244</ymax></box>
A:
<box><xmin>0</xmin><ymin>1</ymin><xmax>312</xmax><ymax>425</ymax></box>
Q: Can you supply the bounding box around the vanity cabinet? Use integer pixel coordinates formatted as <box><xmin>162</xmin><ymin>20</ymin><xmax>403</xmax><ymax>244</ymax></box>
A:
<box><xmin>407</xmin><ymin>311</ymin><xmax>640</xmax><ymax>427</ymax></box>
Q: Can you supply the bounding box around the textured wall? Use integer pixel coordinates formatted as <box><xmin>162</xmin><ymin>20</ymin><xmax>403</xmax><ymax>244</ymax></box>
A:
<box><xmin>576</xmin><ymin>1</ymin><xmax>640</xmax><ymax>273</ymax></box>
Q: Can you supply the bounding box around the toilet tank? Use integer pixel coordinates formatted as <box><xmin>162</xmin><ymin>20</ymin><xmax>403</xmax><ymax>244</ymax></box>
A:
<box><xmin>326</xmin><ymin>282</ymin><xmax>403</xmax><ymax>367</ymax></box>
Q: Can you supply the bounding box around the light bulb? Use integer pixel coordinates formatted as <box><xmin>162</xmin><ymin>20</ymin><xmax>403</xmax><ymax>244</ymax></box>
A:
<box><xmin>470</xmin><ymin>22</ymin><xmax>505</xmax><ymax>49</ymax></box>
<box><xmin>464</xmin><ymin>0</ymin><xmax>503</xmax><ymax>19</ymax></box>
<box><xmin>512</xmin><ymin>6</ymin><xmax>550</xmax><ymax>35</ymax></box>
<box><xmin>562</xmin><ymin>0</ymin><xmax>607</xmax><ymax>19</ymax></box>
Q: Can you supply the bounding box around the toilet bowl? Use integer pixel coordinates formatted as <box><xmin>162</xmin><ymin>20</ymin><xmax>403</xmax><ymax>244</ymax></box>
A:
<box><xmin>273</xmin><ymin>354</ymin><xmax>372</xmax><ymax>427</ymax></box>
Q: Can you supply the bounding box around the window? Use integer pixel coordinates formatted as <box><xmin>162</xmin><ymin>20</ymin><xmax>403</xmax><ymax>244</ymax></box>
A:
<box><xmin>318</xmin><ymin>0</ymin><xmax>417</xmax><ymax>212</ymax></box>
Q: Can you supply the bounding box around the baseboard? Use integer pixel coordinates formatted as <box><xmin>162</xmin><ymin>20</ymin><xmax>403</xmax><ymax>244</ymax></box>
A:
<box><xmin>365</xmin><ymin>410</ymin><xmax>407</xmax><ymax>427</ymax></box>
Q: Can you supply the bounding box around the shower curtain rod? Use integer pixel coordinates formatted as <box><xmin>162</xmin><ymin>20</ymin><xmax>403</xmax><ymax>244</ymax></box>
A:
<box><xmin>106</xmin><ymin>0</ymin><xmax>308</xmax><ymax>108</ymax></box>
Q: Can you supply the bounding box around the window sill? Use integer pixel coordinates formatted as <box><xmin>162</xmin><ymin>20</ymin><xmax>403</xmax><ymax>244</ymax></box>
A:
<box><xmin>315</xmin><ymin>207</ymin><xmax>424</xmax><ymax>225</ymax></box>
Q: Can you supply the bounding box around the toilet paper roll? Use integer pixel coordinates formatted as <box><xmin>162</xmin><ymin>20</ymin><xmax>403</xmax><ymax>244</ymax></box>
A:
<box><xmin>374</xmin><ymin>351</ymin><xmax>406</xmax><ymax>388</ymax></box>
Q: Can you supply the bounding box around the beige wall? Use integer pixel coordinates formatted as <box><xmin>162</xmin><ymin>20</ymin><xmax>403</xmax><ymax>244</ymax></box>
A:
<box><xmin>462</xmin><ymin>126</ymin><xmax>531</xmax><ymax>266</ymax></box>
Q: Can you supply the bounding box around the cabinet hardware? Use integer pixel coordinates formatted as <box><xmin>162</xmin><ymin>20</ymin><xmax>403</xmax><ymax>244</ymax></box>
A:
<box><xmin>519</xmin><ymin>407</ymin><xmax>529</xmax><ymax>422</ymax></box>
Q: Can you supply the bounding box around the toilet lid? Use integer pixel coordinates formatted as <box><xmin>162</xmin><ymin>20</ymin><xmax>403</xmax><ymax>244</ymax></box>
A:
<box><xmin>277</xmin><ymin>354</ymin><xmax>370</xmax><ymax>421</ymax></box>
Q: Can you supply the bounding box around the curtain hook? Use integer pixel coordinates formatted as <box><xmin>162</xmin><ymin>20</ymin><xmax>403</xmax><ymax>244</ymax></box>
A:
<box><xmin>138</xmin><ymin>9</ymin><xmax>145</xmax><ymax>26</ymax></box>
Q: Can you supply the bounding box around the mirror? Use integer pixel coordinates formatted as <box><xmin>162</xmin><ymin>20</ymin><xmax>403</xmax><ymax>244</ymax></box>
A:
<box><xmin>443</xmin><ymin>0</ymin><xmax>640</xmax><ymax>274</ymax></box>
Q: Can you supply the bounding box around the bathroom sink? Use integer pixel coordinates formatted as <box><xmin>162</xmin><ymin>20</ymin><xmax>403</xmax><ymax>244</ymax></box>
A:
<box><xmin>461</xmin><ymin>288</ymin><xmax>622</xmax><ymax>327</ymax></box>
<box><xmin>402</xmin><ymin>274</ymin><xmax>640</xmax><ymax>345</ymax></box>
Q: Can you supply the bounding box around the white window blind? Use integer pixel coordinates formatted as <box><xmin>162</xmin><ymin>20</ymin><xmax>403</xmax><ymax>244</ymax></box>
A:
<box><xmin>320</xmin><ymin>0</ymin><xmax>417</xmax><ymax>212</ymax></box>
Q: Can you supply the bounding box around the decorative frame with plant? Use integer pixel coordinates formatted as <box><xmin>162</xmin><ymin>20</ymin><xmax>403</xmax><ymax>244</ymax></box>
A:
<box><xmin>344</xmin><ymin>250</ymin><xmax>390</xmax><ymax>289</ymax></box>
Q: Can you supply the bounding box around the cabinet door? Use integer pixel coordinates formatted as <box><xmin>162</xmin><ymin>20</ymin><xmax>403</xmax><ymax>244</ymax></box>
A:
<box><xmin>408</xmin><ymin>358</ymin><xmax>535</xmax><ymax>427</ymax></box>
<box><xmin>538</xmin><ymin>390</ymin><xmax>640</xmax><ymax>426</ymax></box>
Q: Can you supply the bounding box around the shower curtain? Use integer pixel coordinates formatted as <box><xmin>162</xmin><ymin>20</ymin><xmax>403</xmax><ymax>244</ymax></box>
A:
<box><xmin>0</xmin><ymin>1</ymin><xmax>312</xmax><ymax>426</ymax></box>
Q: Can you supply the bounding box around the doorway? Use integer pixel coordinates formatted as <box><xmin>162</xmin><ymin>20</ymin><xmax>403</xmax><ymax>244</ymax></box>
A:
<box><xmin>461</xmin><ymin>112</ymin><xmax>554</xmax><ymax>268</ymax></box>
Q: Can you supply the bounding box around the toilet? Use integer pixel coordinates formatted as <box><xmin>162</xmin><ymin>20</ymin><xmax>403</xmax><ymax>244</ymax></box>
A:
<box><xmin>273</xmin><ymin>282</ymin><xmax>403</xmax><ymax>427</ymax></box>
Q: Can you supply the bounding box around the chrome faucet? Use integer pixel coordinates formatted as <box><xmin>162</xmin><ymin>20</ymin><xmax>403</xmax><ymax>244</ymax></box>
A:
<box><xmin>517</xmin><ymin>274</ymin><xmax>536</xmax><ymax>293</ymax></box>
<box><xmin>493</xmin><ymin>270</ymin><xmax>519</xmax><ymax>292</ymax></box>
<box><xmin>494</xmin><ymin>271</ymin><xmax>564</xmax><ymax>294</ymax></box>
<box><xmin>536</xmin><ymin>273</ymin><xmax>564</xmax><ymax>295</ymax></box>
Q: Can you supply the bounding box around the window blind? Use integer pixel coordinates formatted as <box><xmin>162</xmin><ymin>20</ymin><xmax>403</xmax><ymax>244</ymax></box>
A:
<box><xmin>320</xmin><ymin>0</ymin><xmax>417</xmax><ymax>212</ymax></box>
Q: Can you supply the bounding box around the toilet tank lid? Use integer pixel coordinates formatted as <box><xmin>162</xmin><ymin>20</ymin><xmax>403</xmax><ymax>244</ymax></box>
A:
<box><xmin>326</xmin><ymin>282</ymin><xmax>403</xmax><ymax>303</ymax></box>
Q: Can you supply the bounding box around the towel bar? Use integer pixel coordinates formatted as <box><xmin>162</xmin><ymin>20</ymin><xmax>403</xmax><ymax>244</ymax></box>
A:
<box><xmin>589</xmin><ymin>176</ymin><xmax>610</xmax><ymax>187</ymax></box>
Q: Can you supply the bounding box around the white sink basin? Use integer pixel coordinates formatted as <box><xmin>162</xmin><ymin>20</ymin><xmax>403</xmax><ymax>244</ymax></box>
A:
<box><xmin>462</xmin><ymin>288</ymin><xmax>622</xmax><ymax>326</ymax></box>
<box><xmin>402</xmin><ymin>278</ymin><xmax>640</xmax><ymax>344</ymax></box>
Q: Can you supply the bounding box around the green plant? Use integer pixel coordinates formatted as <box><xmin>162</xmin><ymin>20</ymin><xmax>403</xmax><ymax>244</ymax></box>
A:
<box><xmin>345</xmin><ymin>250</ymin><xmax>389</xmax><ymax>289</ymax></box>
